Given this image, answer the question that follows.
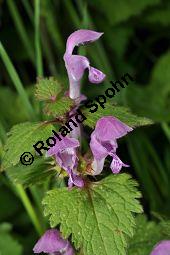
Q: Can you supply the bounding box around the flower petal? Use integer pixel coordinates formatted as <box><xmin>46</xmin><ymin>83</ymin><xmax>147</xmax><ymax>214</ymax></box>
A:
<box><xmin>68</xmin><ymin>168</ymin><xmax>84</xmax><ymax>188</ymax></box>
<box><xmin>90</xmin><ymin>132</ymin><xmax>108</xmax><ymax>160</ymax></box>
<box><xmin>64</xmin><ymin>30</ymin><xmax>105</xmax><ymax>100</ymax></box>
<box><xmin>110</xmin><ymin>154</ymin><xmax>129</xmax><ymax>174</ymax></box>
<box><xmin>88</xmin><ymin>67</ymin><xmax>106</xmax><ymax>84</ymax></box>
<box><xmin>91</xmin><ymin>157</ymin><xmax>105</xmax><ymax>175</ymax></box>
<box><xmin>66</xmin><ymin>244</ymin><xmax>75</xmax><ymax>255</ymax></box>
<box><xmin>47</xmin><ymin>137</ymin><xmax>81</xmax><ymax>188</ymax></box>
<box><xmin>150</xmin><ymin>240</ymin><xmax>170</xmax><ymax>255</ymax></box>
<box><xmin>58</xmin><ymin>148</ymin><xmax>77</xmax><ymax>171</ymax></box>
<box><xmin>65</xmin><ymin>29</ymin><xmax>103</xmax><ymax>55</ymax></box>
<box><xmin>47</xmin><ymin>137</ymin><xmax>80</xmax><ymax>157</ymax></box>
<box><xmin>33</xmin><ymin>229</ymin><xmax>68</xmax><ymax>253</ymax></box>
<box><xmin>65</xmin><ymin>55</ymin><xmax>89</xmax><ymax>81</ymax></box>
<box><xmin>95</xmin><ymin>116</ymin><xmax>133</xmax><ymax>141</ymax></box>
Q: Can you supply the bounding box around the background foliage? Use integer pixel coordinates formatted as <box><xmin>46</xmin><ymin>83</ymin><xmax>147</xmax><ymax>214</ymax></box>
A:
<box><xmin>0</xmin><ymin>0</ymin><xmax>170</xmax><ymax>254</ymax></box>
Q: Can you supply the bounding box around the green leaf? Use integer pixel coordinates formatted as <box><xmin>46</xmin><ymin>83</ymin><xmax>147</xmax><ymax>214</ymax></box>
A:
<box><xmin>35</xmin><ymin>77</ymin><xmax>62</xmax><ymax>101</ymax></box>
<box><xmin>44</xmin><ymin>96</ymin><xmax>75</xmax><ymax>117</ymax></box>
<box><xmin>2</xmin><ymin>122</ymin><xmax>54</xmax><ymax>169</ymax></box>
<box><xmin>144</xmin><ymin>3</ymin><xmax>170</xmax><ymax>26</ymax></box>
<box><xmin>0</xmin><ymin>87</ymin><xmax>30</xmax><ymax>126</ymax></box>
<box><xmin>43</xmin><ymin>174</ymin><xmax>142</xmax><ymax>255</ymax></box>
<box><xmin>35</xmin><ymin>77</ymin><xmax>75</xmax><ymax>117</ymax></box>
<box><xmin>0</xmin><ymin>223</ymin><xmax>22</xmax><ymax>255</ymax></box>
<box><xmin>6</xmin><ymin>157</ymin><xmax>57</xmax><ymax>188</ymax></box>
<box><xmin>83</xmin><ymin>103</ymin><xmax>153</xmax><ymax>129</ymax></box>
<box><xmin>88</xmin><ymin>0</ymin><xmax>160</xmax><ymax>25</ymax></box>
<box><xmin>105</xmin><ymin>26</ymin><xmax>133</xmax><ymax>61</ymax></box>
<box><xmin>126</xmin><ymin>51</ymin><xmax>170</xmax><ymax>121</ymax></box>
<box><xmin>151</xmin><ymin>51</ymin><xmax>170</xmax><ymax>85</ymax></box>
<box><xmin>128</xmin><ymin>215</ymin><xmax>170</xmax><ymax>255</ymax></box>
<box><xmin>0</xmin><ymin>223</ymin><xmax>12</xmax><ymax>232</ymax></box>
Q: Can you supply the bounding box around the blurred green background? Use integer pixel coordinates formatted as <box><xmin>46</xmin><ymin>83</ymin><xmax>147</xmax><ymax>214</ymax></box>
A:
<box><xmin>0</xmin><ymin>0</ymin><xmax>170</xmax><ymax>254</ymax></box>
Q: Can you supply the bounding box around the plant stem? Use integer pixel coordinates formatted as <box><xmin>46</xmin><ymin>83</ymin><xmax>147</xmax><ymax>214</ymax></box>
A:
<box><xmin>41</xmin><ymin>23</ymin><xmax>58</xmax><ymax>76</ymax></box>
<box><xmin>34</xmin><ymin>0</ymin><xmax>43</xmax><ymax>77</ymax></box>
<box><xmin>16</xmin><ymin>184</ymin><xmax>43</xmax><ymax>236</ymax></box>
<box><xmin>21</xmin><ymin>0</ymin><xmax>58</xmax><ymax>76</ymax></box>
<box><xmin>0</xmin><ymin>42</ymin><xmax>35</xmax><ymax>119</ymax></box>
<box><xmin>7</xmin><ymin>0</ymin><xmax>34</xmax><ymax>62</ymax></box>
<box><xmin>64</xmin><ymin>0</ymin><xmax>80</xmax><ymax>27</ymax></box>
<box><xmin>43</xmin><ymin>1</ymin><xmax>64</xmax><ymax>52</ymax></box>
<box><xmin>162</xmin><ymin>122</ymin><xmax>170</xmax><ymax>143</ymax></box>
<box><xmin>21</xmin><ymin>0</ymin><xmax>34</xmax><ymax>21</ymax></box>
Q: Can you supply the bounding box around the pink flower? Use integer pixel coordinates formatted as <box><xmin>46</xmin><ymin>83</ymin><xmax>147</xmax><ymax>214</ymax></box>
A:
<box><xmin>150</xmin><ymin>240</ymin><xmax>170</xmax><ymax>255</ymax></box>
<box><xmin>64</xmin><ymin>29</ymin><xmax>106</xmax><ymax>99</ymax></box>
<box><xmin>33</xmin><ymin>229</ymin><xmax>74</xmax><ymax>254</ymax></box>
<box><xmin>90</xmin><ymin>116</ymin><xmax>133</xmax><ymax>175</ymax></box>
<box><xmin>47</xmin><ymin>136</ymin><xmax>84</xmax><ymax>188</ymax></box>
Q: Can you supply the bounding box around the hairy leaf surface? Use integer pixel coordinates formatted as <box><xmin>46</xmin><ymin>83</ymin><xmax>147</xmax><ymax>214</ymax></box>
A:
<box><xmin>83</xmin><ymin>103</ymin><xmax>153</xmax><ymax>129</ymax></box>
<box><xmin>2</xmin><ymin>122</ymin><xmax>54</xmax><ymax>169</ymax></box>
<box><xmin>43</xmin><ymin>174</ymin><xmax>142</xmax><ymax>255</ymax></box>
<box><xmin>35</xmin><ymin>77</ymin><xmax>62</xmax><ymax>101</ymax></box>
<box><xmin>6</xmin><ymin>157</ymin><xmax>57</xmax><ymax>187</ymax></box>
<box><xmin>44</xmin><ymin>96</ymin><xmax>74</xmax><ymax>117</ymax></box>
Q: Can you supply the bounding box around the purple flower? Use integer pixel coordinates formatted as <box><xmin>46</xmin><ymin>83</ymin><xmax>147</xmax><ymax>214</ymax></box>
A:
<box><xmin>90</xmin><ymin>116</ymin><xmax>133</xmax><ymax>175</ymax></box>
<box><xmin>33</xmin><ymin>229</ymin><xmax>74</xmax><ymax>254</ymax></box>
<box><xmin>150</xmin><ymin>240</ymin><xmax>170</xmax><ymax>255</ymax></box>
<box><xmin>47</xmin><ymin>136</ymin><xmax>84</xmax><ymax>188</ymax></box>
<box><xmin>64</xmin><ymin>29</ymin><xmax>106</xmax><ymax>99</ymax></box>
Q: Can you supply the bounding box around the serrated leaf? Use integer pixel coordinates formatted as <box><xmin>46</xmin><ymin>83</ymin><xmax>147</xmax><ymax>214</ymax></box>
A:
<box><xmin>44</xmin><ymin>96</ymin><xmax>75</xmax><ymax>117</ymax></box>
<box><xmin>88</xmin><ymin>0</ymin><xmax>160</xmax><ymax>25</ymax></box>
<box><xmin>2</xmin><ymin>122</ymin><xmax>54</xmax><ymax>169</ymax></box>
<box><xmin>0</xmin><ymin>223</ymin><xmax>22</xmax><ymax>255</ymax></box>
<box><xmin>128</xmin><ymin>215</ymin><xmax>170</xmax><ymax>255</ymax></box>
<box><xmin>35</xmin><ymin>77</ymin><xmax>62</xmax><ymax>101</ymax></box>
<box><xmin>43</xmin><ymin>174</ymin><xmax>142</xmax><ymax>255</ymax></box>
<box><xmin>83</xmin><ymin>103</ymin><xmax>153</xmax><ymax>129</ymax></box>
<box><xmin>6</xmin><ymin>157</ymin><xmax>57</xmax><ymax>188</ymax></box>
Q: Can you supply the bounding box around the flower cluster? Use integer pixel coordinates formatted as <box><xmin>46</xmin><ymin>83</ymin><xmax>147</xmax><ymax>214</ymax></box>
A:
<box><xmin>46</xmin><ymin>29</ymin><xmax>133</xmax><ymax>188</ymax></box>
<box><xmin>33</xmin><ymin>29</ymin><xmax>133</xmax><ymax>254</ymax></box>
